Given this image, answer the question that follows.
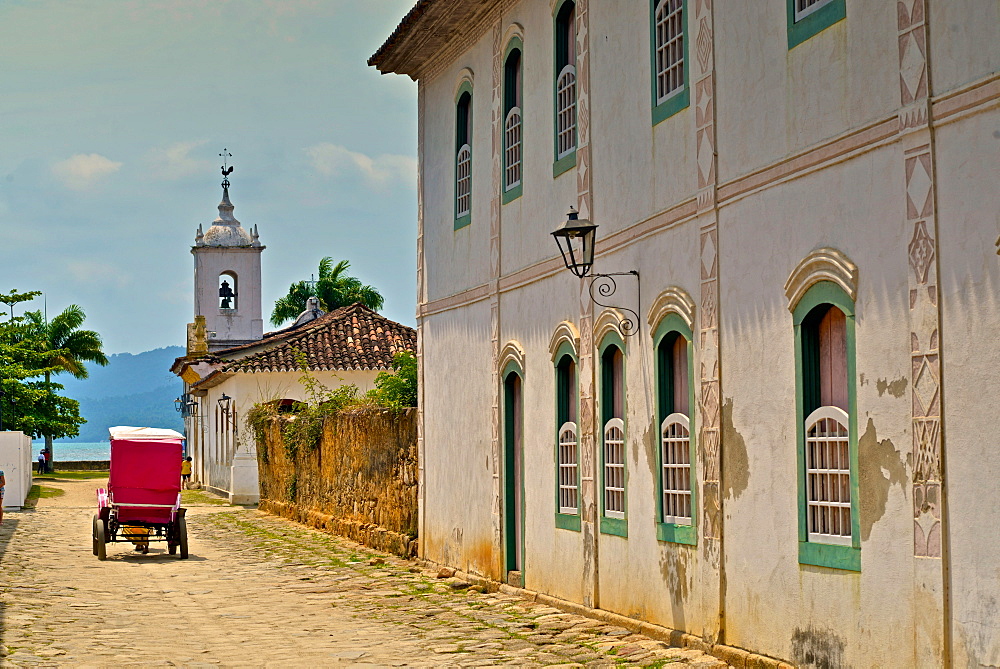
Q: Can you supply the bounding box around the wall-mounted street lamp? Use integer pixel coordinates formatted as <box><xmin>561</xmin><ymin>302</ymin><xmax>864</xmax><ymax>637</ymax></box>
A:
<box><xmin>175</xmin><ymin>393</ymin><xmax>199</xmax><ymax>418</ymax></box>
<box><xmin>552</xmin><ymin>207</ymin><xmax>640</xmax><ymax>336</ymax></box>
<box><xmin>217</xmin><ymin>393</ymin><xmax>232</xmax><ymax>414</ymax></box>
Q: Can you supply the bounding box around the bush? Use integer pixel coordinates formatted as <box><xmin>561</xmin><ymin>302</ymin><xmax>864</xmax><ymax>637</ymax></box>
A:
<box><xmin>366</xmin><ymin>351</ymin><xmax>417</xmax><ymax>409</ymax></box>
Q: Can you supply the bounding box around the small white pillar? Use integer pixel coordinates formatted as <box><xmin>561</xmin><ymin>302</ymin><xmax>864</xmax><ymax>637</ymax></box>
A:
<box><xmin>0</xmin><ymin>432</ymin><xmax>33</xmax><ymax>508</ymax></box>
<box><xmin>229</xmin><ymin>448</ymin><xmax>259</xmax><ymax>505</ymax></box>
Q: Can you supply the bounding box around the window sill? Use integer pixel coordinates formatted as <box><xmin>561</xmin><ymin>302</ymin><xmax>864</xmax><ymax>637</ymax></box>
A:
<box><xmin>501</xmin><ymin>184</ymin><xmax>522</xmax><ymax>205</ymax></box>
<box><xmin>656</xmin><ymin>522</ymin><xmax>696</xmax><ymax>545</ymax></box>
<box><xmin>552</xmin><ymin>152</ymin><xmax>576</xmax><ymax>178</ymax></box>
<box><xmin>798</xmin><ymin>541</ymin><xmax>860</xmax><ymax>572</ymax></box>
<box><xmin>652</xmin><ymin>87</ymin><xmax>689</xmax><ymax>127</ymax></box>
<box><xmin>600</xmin><ymin>516</ymin><xmax>628</xmax><ymax>537</ymax></box>
<box><xmin>555</xmin><ymin>513</ymin><xmax>581</xmax><ymax>531</ymax></box>
<box><xmin>787</xmin><ymin>0</ymin><xmax>845</xmax><ymax>50</ymax></box>
<box><xmin>454</xmin><ymin>214</ymin><xmax>471</xmax><ymax>231</ymax></box>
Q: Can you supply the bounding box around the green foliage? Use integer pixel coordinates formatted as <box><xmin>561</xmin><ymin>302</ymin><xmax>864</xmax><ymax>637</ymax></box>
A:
<box><xmin>270</xmin><ymin>257</ymin><xmax>385</xmax><ymax>326</ymax></box>
<box><xmin>246</xmin><ymin>350</ymin><xmax>362</xmax><ymax>459</ymax></box>
<box><xmin>365</xmin><ymin>351</ymin><xmax>418</xmax><ymax>409</ymax></box>
<box><xmin>286</xmin><ymin>474</ymin><xmax>298</xmax><ymax>502</ymax></box>
<box><xmin>0</xmin><ymin>290</ymin><xmax>97</xmax><ymax>440</ymax></box>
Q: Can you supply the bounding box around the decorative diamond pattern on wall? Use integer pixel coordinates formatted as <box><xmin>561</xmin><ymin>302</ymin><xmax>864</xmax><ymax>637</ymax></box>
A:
<box><xmin>907</xmin><ymin>221</ymin><xmax>935</xmax><ymax>285</ymax></box>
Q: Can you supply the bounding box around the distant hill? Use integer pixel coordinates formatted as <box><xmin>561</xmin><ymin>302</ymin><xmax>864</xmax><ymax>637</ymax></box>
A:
<box><xmin>40</xmin><ymin>347</ymin><xmax>185</xmax><ymax>442</ymax></box>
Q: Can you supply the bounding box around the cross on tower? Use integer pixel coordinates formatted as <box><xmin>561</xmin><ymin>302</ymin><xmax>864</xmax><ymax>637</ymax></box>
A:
<box><xmin>219</xmin><ymin>148</ymin><xmax>234</xmax><ymax>188</ymax></box>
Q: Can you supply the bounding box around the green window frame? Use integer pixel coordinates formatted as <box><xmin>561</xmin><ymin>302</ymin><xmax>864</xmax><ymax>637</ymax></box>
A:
<box><xmin>786</xmin><ymin>0</ymin><xmax>846</xmax><ymax>50</ymax></box>
<box><xmin>553</xmin><ymin>341</ymin><xmax>581</xmax><ymax>531</ymax></box>
<box><xmin>598</xmin><ymin>331</ymin><xmax>628</xmax><ymax>537</ymax></box>
<box><xmin>649</xmin><ymin>0</ymin><xmax>690</xmax><ymax>126</ymax></box>
<box><xmin>793</xmin><ymin>280</ymin><xmax>860</xmax><ymax>571</ymax></box>
<box><xmin>454</xmin><ymin>80</ymin><xmax>474</xmax><ymax>230</ymax></box>
<box><xmin>502</xmin><ymin>37</ymin><xmax>524</xmax><ymax>204</ymax></box>
<box><xmin>552</xmin><ymin>0</ymin><xmax>577</xmax><ymax>178</ymax></box>
<box><xmin>653</xmin><ymin>313</ymin><xmax>697</xmax><ymax>545</ymax></box>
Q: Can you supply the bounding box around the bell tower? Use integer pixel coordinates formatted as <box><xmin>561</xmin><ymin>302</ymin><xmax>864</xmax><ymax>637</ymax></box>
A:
<box><xmin>191</xmin><ymin>152</ymin><xmax>265</xmax><ymax>352</ymax></box>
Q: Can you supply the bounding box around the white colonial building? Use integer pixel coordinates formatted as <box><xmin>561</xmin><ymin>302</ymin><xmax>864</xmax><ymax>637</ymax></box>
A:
<box><xmin>371</xmin><ymin>0</ymin><xmax>1000</xmax><ymax>666</ymax></box>
<box><xmin>173</xmin><ymin>178</ymin><xmax>416</xmax><ymax>504</ymax></box>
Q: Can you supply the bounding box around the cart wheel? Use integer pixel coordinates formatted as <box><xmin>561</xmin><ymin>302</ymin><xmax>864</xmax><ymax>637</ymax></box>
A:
<box><xmin>96</xmin><ymin>517</ymin><xmax>107</xmax><ymax>561</ymax></box>
<box><xmin>178</xmin><ymin>516</ymin><xmax>188</xmax><ymax>559</ymax></box>
<box><xmin>92</xmin><ymin>515</ymin><xmax>100</xmax><ymax>556</ymax></box>
<box><xmin>168</xmin><ymin>540</ymin><xmax>177</xmax><ymax>555</ymax></box>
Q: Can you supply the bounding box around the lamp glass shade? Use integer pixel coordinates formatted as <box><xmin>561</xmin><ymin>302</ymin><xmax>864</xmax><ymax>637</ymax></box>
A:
<box><xmin>217</xmin><ymin>393</ymin><xmax>231</xmax><ymax>412</ymax></box>
<box><xmin>551</xmin><ymin>211</ymin><xmax>598</xmax><ymax>278</ymax></box>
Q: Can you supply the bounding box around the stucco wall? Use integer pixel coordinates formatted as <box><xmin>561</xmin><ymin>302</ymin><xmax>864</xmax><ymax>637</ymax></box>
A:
<box><xmin>408</xmin><ymin>0</ymin><xmax>1000</xmax><ymax>664</ymax></box>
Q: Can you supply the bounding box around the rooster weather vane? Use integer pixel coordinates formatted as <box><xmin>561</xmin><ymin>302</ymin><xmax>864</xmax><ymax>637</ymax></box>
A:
<box><xmin>220</xmin><ymin>148</ymin><xmax>234</xmax><ymax>188</ymax></box>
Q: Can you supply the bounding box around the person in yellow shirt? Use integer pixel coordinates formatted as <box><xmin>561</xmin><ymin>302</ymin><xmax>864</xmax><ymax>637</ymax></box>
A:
<box><xmin>181</xmin><ymin>456</ymin><xmax>192</xmax><ymax>489</ymax></box>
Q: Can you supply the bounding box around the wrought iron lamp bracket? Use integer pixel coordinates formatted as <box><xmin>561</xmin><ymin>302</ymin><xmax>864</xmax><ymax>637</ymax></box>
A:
<box><xmin>588</xmin><ymin>270</ymin><xmax>641</xmax><ymax>336</ymax></box>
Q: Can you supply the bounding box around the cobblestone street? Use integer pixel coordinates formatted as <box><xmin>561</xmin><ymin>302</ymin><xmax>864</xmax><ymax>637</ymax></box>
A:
<box><xmin>0</xmin><ymin>478</ymin><xmax>728</xmax><ymax>667</ymax></box>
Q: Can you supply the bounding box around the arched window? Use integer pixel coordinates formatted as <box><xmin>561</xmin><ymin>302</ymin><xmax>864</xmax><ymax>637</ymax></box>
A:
<box><xmin>503</xmin><ymin>39</ymin><xmax>523</xmax><ymax>202</ymax></box>
<box><xmin>650</xmin><ymin>0</ymin><xmax>689</xmax><ymax>125</ymax></box>
<box><xmin>555</xmin><ymin>349</ymin><xmax>579</xmax><ymax>524</ymax></box>
<box><xmin>218</xmin><ymin>272</ymin><xmax>238</xmax><ymax>310</ymax></box>
<box><xmin>553</xmin><ymin>0</ymin><xmax>577</xmax><ymax>172</ymax></box>
<box><xmin>654</xmin><ymin>311</ymin><xmax>696</xmax><ymax>544</ymax></box>
<box><xmin>455</xmin><ymin>82</ymin><xmax>473</xmax><ymax>229</ymax></box>
<box><xmin>599</xmin><ymin>335</ymin><xmax>627</xmax><ymax>535</ymax></box>
<box><xmin>793</xmin><ymin>281</ymin><xmax>859</xmax><ymax>571</ymax></box>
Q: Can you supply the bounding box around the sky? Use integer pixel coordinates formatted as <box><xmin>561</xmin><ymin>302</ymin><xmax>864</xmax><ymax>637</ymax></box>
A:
<box><xmin>0</xmin><ymin>0</ymin><xmax>418</xmax><ymax>354</ymax></box>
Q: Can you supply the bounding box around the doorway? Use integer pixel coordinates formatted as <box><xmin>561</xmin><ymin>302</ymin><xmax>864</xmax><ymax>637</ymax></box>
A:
<box><xmin>503</xmin><ymin>370</ymin><xmax>523</xmax><ymax>585</ymax></box>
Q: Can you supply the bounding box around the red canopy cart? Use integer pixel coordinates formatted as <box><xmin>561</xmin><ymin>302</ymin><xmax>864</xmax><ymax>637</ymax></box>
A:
<box><xmin>93</xmin><ymin>426</ymin><xmax>188</xmax><ymax>560</ymax></box>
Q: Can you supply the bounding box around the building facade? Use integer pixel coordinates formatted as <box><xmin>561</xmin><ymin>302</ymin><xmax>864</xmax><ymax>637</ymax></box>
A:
<box><xmin>371</xmin><ymin>1</ymin><xmax>1000</xmax><ymax>665</ymax></box>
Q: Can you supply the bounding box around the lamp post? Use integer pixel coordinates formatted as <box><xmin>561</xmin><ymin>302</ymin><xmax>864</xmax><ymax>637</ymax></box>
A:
<box><xmin>552</xmin><ymin>207</ymin><xmax>641</xmax><ymax>336</ymax></box>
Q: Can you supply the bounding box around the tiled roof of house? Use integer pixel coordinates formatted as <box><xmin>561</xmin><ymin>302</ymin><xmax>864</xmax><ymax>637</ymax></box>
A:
<box><xmin>222</xmin><ymin>303</ymin><xmax>415</xmax><ymax>374</ymax></box>
<box><xmin>368</xmin><ymin>0</ymin><xmax>489</xmax><ymax>78</ymax></box>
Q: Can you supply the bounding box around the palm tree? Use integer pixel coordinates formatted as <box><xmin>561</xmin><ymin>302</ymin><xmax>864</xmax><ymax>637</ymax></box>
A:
<box><xmin>23</xmin><ymin>305</ymin><xmax>109</xmax><ymax>465</ymax></box>
<box><xmin>271</xmin><ymin>258</ymin><xmax>385</xmax><ymax>326</ymax></box>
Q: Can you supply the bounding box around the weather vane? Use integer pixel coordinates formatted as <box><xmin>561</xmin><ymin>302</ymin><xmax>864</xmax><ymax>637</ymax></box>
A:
<box><xmin>220</xmin><ymin>148</ymin><xmax>234</xmax><ymax>188</ymax></box>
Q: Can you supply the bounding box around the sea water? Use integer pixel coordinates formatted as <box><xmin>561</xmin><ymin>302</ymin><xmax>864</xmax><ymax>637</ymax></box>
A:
<box><xmin>32</xmin><ymin>442</ymin><xmax>111</xmax><ymax>461</ymax></box>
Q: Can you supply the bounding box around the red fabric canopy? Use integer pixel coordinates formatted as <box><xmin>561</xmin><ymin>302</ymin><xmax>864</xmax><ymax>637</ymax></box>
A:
<box><xmin>109</xmin><ymin>438</ymin><xmax>182</xmax><ymax>523</ymax></box>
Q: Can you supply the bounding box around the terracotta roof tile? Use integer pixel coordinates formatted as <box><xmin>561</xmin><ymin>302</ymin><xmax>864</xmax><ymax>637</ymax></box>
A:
<box><xmin>222</xmin><ymin>303</ymin><xmax>415</xmax><ymax>374</ymax></box>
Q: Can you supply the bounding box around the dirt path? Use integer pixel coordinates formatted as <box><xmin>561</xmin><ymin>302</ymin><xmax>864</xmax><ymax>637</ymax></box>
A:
<box><xmin>0</xmin><ymin>479</ymin><xmax>727</xmax><ymax>667</ymax></box>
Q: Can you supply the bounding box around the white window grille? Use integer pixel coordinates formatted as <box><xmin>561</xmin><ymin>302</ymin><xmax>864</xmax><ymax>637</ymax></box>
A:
<box><xmin>558</xmin><ymin>421</ymin><xmax>579</xmax><ymax>514</ymax></box>
<box><xmin>504</xmin><ymin>107</ymin><xmax>522</xmax><ymax>191</ymax></box>
<box><xmin>805</xmin><ymin>406</ymin><xmax>852</xmax><ymax>546</ymax></box>
<box><xmin>794</xmin><ymin>0</ymin><xmax>834</xmax><ymax>22</ymax></box>
<box><xmin>654</xmin><ymin>0</ymin><xmax>685</xmax><ymax>104</ymax></box>
<box><xmin>603</xmin><ymin>417</ymin><xmax>626</xmax><ymax>519</ymax></box>
<box><xmin>556</xmin><ymin>64</ymin><xmax>577</xmax><ymax>159</ymax></box>
<box><xmin>660</xmin><ymin>413</ymin><xmax>691</xmax><ymax>525</ymax></box>
<box><xmin>455</xmin><ymin>144</ymin><xmax>471</xmax><ymax>217</ymax></box>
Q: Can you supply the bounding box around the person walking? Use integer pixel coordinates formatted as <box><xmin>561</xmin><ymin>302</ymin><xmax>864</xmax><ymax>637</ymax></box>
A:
<box><xmin>37</xmin><ymin>451</ymin><xmax>46</xmax><ymax>474</ymax></box>
<box><xmin>181</xmin><ymin>457</ymin><xmax>192</xmax><ymax>489</ymax></box>
<box><xmin>0</xmin><ymin>468</ymin><xmax>6</xmax><ymax>524</ymax></box>
<box><xmin>42</xmin><ymin>448</ymin><xmax>51</xmax><ymax>474</ymax></box>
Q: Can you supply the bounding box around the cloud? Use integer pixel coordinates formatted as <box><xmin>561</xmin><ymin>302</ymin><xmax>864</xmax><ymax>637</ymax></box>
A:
<box><xmin>147</xmin><ymin>140</ymin><xmax>213</xmax><ymax>181</ymax></box>
<box><xmin>305</xmin><ymin>143</ymin><xmax>416</xmax><ymax>189</ymax></box>
<box><xmin>51</xmin><ymin>153</ymin><xmax>122</xmax><ymax>191</ymax></box>
<box><xmin>65</xmin><ymin>260</ymin><xmax>131</xmax><ymax>289</ymax></box>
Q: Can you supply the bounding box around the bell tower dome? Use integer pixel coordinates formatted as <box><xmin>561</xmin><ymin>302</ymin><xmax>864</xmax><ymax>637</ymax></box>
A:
<box><xmin>191</xmin><ymin>154</ymin><xmax>265</xmax><ymax>352</ymax></box>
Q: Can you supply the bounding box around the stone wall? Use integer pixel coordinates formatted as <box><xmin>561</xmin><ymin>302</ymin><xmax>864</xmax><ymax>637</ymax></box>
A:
<box><xmin>257</xmin><ymin>407</ymin><xmax>418</xmax><ymax>558</ymax></box>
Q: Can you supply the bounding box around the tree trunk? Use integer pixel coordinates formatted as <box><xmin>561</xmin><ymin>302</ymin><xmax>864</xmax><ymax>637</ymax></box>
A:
<box><xmin>44</xmin><ymin>371</ymin><xmax>54</xmax><ymax>472</ymax></box>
